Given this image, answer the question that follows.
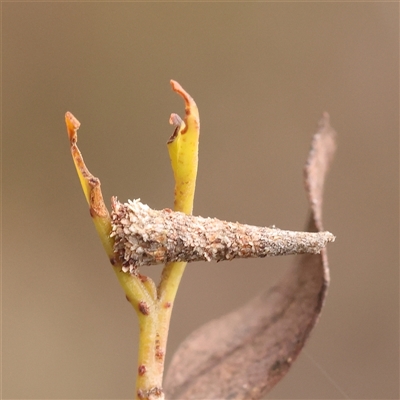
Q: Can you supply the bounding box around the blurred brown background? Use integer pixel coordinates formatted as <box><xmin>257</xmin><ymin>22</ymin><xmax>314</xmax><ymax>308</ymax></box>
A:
<box><xmin>2</xmin><ymin>2</ymin><xmax>398</xmax><ymax>399</ymax></box>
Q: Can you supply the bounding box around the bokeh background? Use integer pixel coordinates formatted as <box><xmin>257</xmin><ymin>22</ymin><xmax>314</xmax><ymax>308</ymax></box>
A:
<box><xmin>2</xmin><ymin>2</ymin><xmax>398</xmax><ymax>399</ymax></box>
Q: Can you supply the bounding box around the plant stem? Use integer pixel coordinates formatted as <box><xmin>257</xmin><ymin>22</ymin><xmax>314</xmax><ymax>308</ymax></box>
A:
<box><xmin>132</xmin><ymin>262</ymin><xmax>186</xmax><ymax>400</ymax></box>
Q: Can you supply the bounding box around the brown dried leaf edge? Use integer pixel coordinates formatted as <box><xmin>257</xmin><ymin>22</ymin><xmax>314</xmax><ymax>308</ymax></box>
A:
<box><xmin>164</xmin><ymin>113</ymin><xmax>337</xmax><ymax>400</ymax></box>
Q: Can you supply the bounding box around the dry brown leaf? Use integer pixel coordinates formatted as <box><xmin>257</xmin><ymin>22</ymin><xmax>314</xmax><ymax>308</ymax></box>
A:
<box><xmin>164</xmin><ymin>113</ymin><xmax>337</xmax><ymax>400</ymax></box>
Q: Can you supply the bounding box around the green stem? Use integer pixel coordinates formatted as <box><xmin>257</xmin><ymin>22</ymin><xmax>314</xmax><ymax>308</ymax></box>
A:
<box><xmin>135</xmin><ymin>313</ymin><xmax>163</xmax><ymax>400</ymax></box>
<box><xmin>131</xmin><ymin>261</ymin><xmax>186</xmax><ymax>400</ymax></box>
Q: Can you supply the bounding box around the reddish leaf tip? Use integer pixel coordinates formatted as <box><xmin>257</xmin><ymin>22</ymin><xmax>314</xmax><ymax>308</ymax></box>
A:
<box><xmin>65</xmin><ymin>111</ymin><xmax>80</xmax><ymax>143</ymax></box>
<box><xmin>170</xmin><ymin>79</ymin><xmax>196</xmax><ymax>113</ymax></box>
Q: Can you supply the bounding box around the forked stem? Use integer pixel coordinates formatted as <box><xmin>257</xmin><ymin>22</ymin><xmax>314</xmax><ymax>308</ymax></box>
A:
<box><xmin>65</xmin><ymin>80</ymin><xmax>199</xmax><ymax>400</ymax></box>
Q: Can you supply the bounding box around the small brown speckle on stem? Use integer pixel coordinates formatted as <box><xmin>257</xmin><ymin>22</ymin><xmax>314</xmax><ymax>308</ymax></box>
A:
<box><xmin>137</xmin><ymin>387</ymin><xmax>164</xmax><ymax>400</ymax></box>
<box><xmin>138</xmin><ymin>364</ymin><xmax>147</xmax><ymax>376</ymax></box>
<box><xmin>155</xmin><ymin>348</ymin><xmax>164</xmax><ymax>361</ymax></box>
<box><xmin>138</xmin><ymin>301</ymin><xmax>150</xmax><ymax>315</ymax></box>
<box><xmin>109</xmin><ymin>257</ymin><xmax>117</xmax><ymax>265</ymax></box>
